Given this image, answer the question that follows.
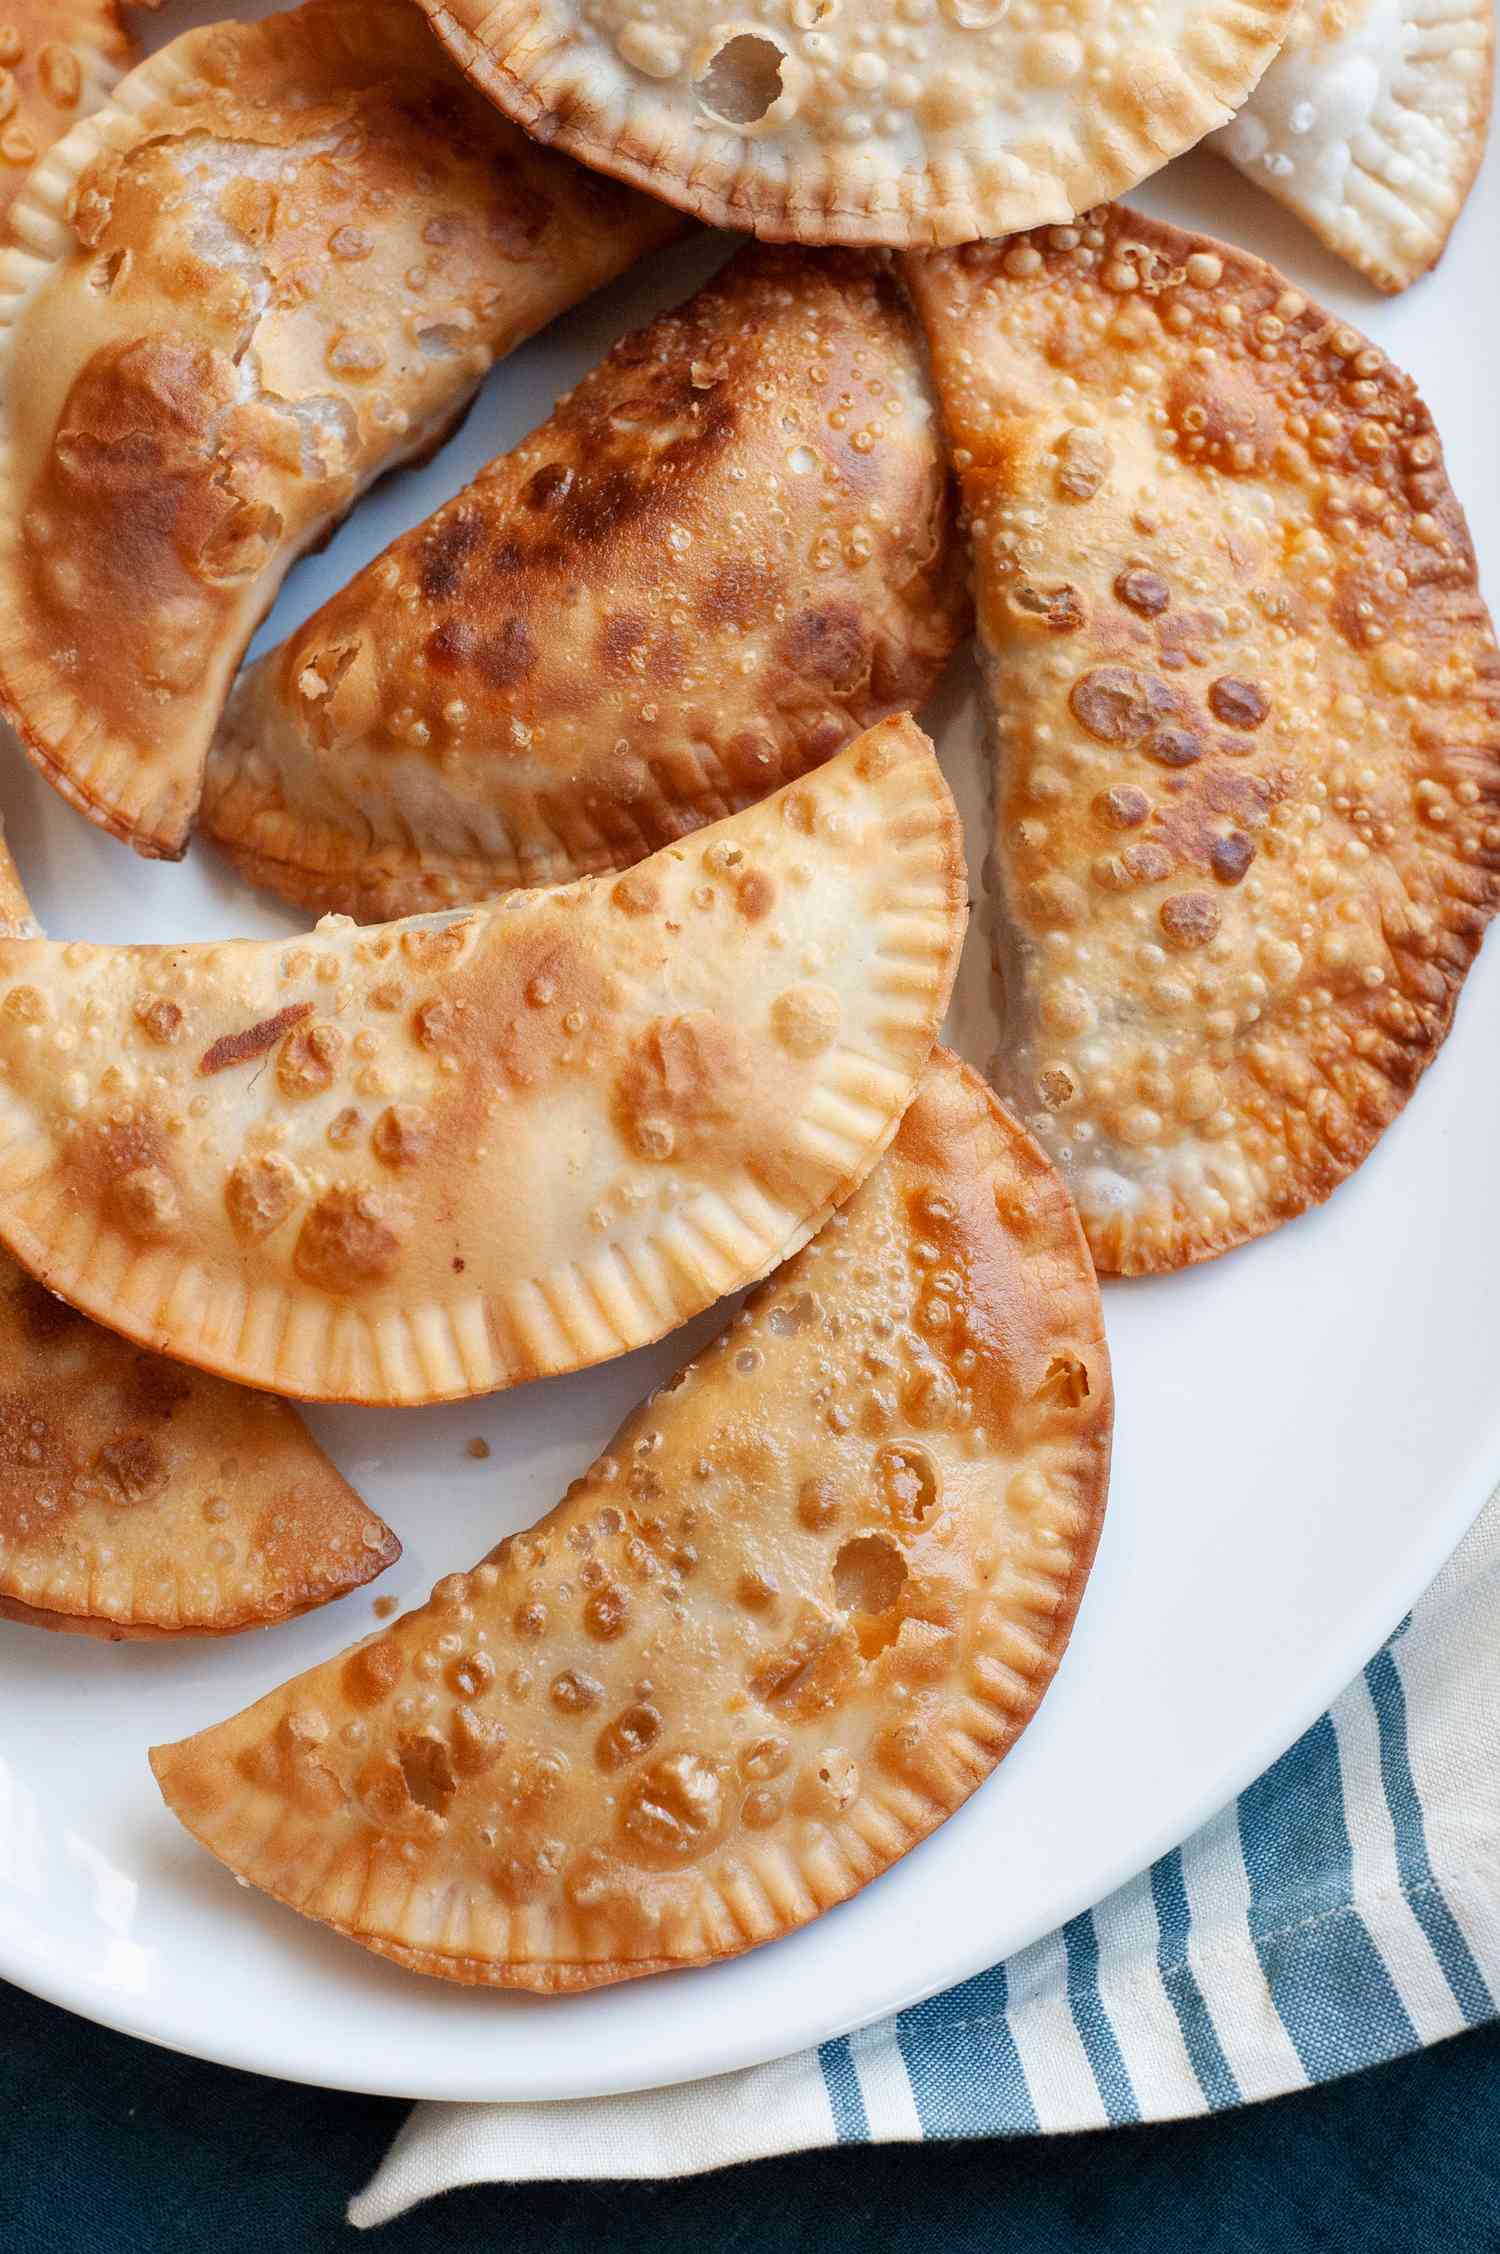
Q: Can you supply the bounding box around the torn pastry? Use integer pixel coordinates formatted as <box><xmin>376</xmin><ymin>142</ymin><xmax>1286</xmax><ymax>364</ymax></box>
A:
<box><xmin>0</xmin><ymin>4</ymin><xmax>136</xmax><ymax>237</ymax></box>
<box><xmin>202</xmin><ymin>243</ymin><xmax>969</xmax><ymax>922</ymax></box>
<box><xmin>149</xmin><ymin>1049</ymin><xmax>1111</xmax><ymax>1990</ymax></box>
<box><xmin>0</xmin><ymin>820</ymin><xmax>397</xmax><ymax>1639</ymax></box>
<box><xmin>413</xmin><ymin>0</ymin><xmax>1295</xmax><ymax>249</ymax></box>
<box><xmin>0</xmin><ymin>718</ymin><xmax>965</xmax><ymax>1402</ymax></box>
<box><xmin>902</xmin><ymin>210</ymin><xmax>1500</xmax><ymax>1275</ymax></box>
<box><xmin>1213</xmin><ymin>0</ymin><xmax>1494</xmax><ymax>293</ymax></box>
<box><xmin>0</xmin><ymin>0</ymin><xmax>683</xmax><ymax>862</ymax></box>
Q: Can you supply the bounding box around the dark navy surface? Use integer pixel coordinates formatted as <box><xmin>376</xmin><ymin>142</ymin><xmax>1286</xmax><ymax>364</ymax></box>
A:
<box><xmin>1</xmin><ymin>1983</ymin><xmax>1497</xmax><ymax>2251</ymax></box>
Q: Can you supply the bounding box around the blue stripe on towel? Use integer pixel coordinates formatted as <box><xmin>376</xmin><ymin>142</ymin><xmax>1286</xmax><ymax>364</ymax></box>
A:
<box><xmin>1239</xmin><ymin>1715</ymin><xmax>1418</xmax><ymax>2078</ymax></box>
<box><xmin>1365</xmin><ymin>1647</ymin><xmax>1495</xmax><ymax>2024</ymax></box>
<box><xmin>895</xmin><ymin>1964</ymin><xmax>1038</xmax><ymax>2137</ymax></box>
<box><xmin>1062</xmin><ymin>1912</ymin><xmax>1138</xmax><ymax>2124</ymax></box>
<box><xmin>817</xmin><ymin>2037</ymin><xmax>869</xmax><ymax>2145</ymax></box>
<box><xmin>1150</xmin><ymin>1849</ymin><xmax>1241</xmax><ymax>2111</ymax></box>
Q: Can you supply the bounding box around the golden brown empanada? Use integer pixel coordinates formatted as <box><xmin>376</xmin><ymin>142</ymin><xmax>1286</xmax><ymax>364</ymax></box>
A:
<box><xmin>1213</xmin><ymin>0</ymin><xmax>1494</xmax><ymax>294</ymax></box>
<box><xmin>415</xmin><ymin>0</ymin><xmax>1294</xmax><ymax>250</ymax></box>
<box><xmin>0</xmin><ymin>5</ymin><xmax>135</xmax><ymax>239</ymax></box>
<box><xmin>0</xmin><ymin>1262</ymin><xmax>399</xmax><ymax>1640</ymax></box>
<box><xmin>0</xmin><ymin>718</ymin><xmax>964</xmax><ymax>1403</ymax></box>
<box><xmin>902</xmin><ymin>212</ymin><xmax>1500</xmax><ymax>1275</ymax></box>
<box><xmin>0</xmin><ymin>0</ymin><xmax>683</xmax><ymax>862</ymax></box>
<box><xmin>201</xmin><ymin>244</ymin><xmax>969</xmax><ymax>923</ymax></box>
<box><xmin>0</xmin><ymin>819</ymin><xmax>398</xmax><ymax>1640</ymax></box>
<box><xmin>149</xmin><ymin>1049</ymin><xmax>1111</xmax><ymax>1990</ymax></box>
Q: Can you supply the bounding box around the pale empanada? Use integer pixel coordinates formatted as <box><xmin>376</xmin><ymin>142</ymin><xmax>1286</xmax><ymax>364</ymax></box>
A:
<box><xmin>902</xmin><ymin>212</ymin><xmax>1500</xmax><ymax>1275</ymax></box>
<box><xmin>0</xmin><ymin>718</ymin><xmax>965</xmax><ymax>1402</ymax></box>
<box><xmin>0</xmin><ymin>0</ymin><xmax>683</xmax><ymax>862</ymax></box>
<box><xmin>0</xmin><ymin>820</ymin><xmax>398</xmax><ymax>1640</ymax></box>
<box><xmin>1213</xmin><ymin>0</ymin><xmax>1494</xmax><ymax>293</ymax></box>
<box><xmin>201</xmin><ymin>244</ymin><xmax>969</xmax><ymax>923</ymax></box>
<box><xmin>0</xmin><ymin>5</ymin><xmax>135</xmax><ymax>238</ymax></box>
<box><xmin>414</xmin><ymin>0</ymin><xmax>1294</xmax><ymax>251</ymax></box>
<box><xmin>149</xmin><ymin>1049</ymin><xmax>1111</xmax><ymax>1990</ymax></box>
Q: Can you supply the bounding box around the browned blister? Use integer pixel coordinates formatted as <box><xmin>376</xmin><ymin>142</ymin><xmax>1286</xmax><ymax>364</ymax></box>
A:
<box><xmin>903</xmin><ymin>209</ymin><xmax>1500</xmax><ymax>1275</ymax></box>
<box><xmin>0</xmin><ymin>0</ymin><xmax>683</xmax><ymax>860</ymax></box>
<box><xmin>150</xmin><ymin>1051</ymin><xmax>1110</xmax><ymax>1988</ymax></box>
<box><xmin>202</xmin><ymin>244</ymin><xmax>969</xmax><ymax>922</ymax></box>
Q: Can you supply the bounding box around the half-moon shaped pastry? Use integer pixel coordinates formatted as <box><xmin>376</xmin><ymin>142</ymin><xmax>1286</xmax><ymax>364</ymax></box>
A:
<box><xmin>0</xmin><ymin>820</ymin><xmax>398</xmax><ymax>1639</ymax></box>
<box><xmin>0</xmin><ymin>4</ymin><xmax>135</xmax><ymax>238</ymax></box>
<box><xmin>0</xmin><ymin>718</ymin><xmax>965</xmax><ymax>1402</ymax></box>
<box><xmin>201</xmin><ymin>244</ymin><xmax>969</xmax><ymax>923</ymax></box>
<box><xmin>0</xmin><ymin>0</ymin><xmax>683</xmax><ymax>862</ymax></box>
<box><xmin>902</xmin><ymin>211</ymin><xmax>1500</xmax><ymax>1275</ymax></box>
<box><xmin>149</xmin><ymin>1050</ymin><xmax>1111</xmax><ymax>1990</ymax></box>
<box><xmin>1213</xmin><ymin>0</ymin><xmax>1494</xmax><ymax>293</ymax></box>
<box><xmin>0</xmin><ymin>1260</ymin><xmax>400</xmax><ymax>1640</ymax></box>
<box><xmin>415</xmin><ymin>0</ymin><xmax>1294</xmax><ymax>250</ymax></box>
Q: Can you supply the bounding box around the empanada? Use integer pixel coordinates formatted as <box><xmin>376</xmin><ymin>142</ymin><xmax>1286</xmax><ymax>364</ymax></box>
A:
<box><xmin>0</xmin><ymin>0</ymin><xmax>683</xmax><ymax>861</ymax></box>
<box><xmin>149</xmin><ymin>1050</ymin><xmax>1111</xmax><ymax>1990</ymax></box>
<box><xmin>0</xmin><ymin>820</ymin><xmax>398</xmax><ymax>1640</ymax></box>
<box><xmin>0</xmin><ymin>1260</ymin><xmax>399</xmax><ymax>1639</ymax></box>
<box><xmin>201</xmin><ymin>244</ymin><xmax>969</xmax><ymax>923</ymax></box>
<box><xmin>0</xmin><ymin>718</ymin><xmax>965</xmax><ymax>1402</ymax></box>
<box><xmin>1213</xmin><ymin>0</ymin><xmax>1494</xmax><ymax>293</ymax></box>
<box><xmin>902</xmin><ymin>212</ymin><xmax>1500</xmax><ymax>1274</ymax></box>
<box><xmin>0</xmin><ymin>5</ymin><xmax>135</xmax><ymax>237</ymax></box>
<box><xmin>414</xmin><ymin>0</ymin><xmax>1294</xmax><ymax>250</ymax></box>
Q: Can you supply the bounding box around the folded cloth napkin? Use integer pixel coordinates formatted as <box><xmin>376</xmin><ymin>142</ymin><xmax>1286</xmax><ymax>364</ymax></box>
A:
<box><xmin>350</xmin><ymin>1487</ymin><xmax>1500</xmax><ymax>2228</ymax></box>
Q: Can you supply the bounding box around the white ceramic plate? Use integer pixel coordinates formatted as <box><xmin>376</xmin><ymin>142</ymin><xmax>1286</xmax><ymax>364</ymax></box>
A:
<box><xmin>0</xmin><ymin>0</ymin><xmax>1496</xmax><ymax>2105</ymax></box>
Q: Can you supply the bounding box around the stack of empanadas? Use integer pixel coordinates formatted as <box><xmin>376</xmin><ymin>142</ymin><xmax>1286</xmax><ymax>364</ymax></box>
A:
<box><xmin>0</xmin><ymin>0</ymin><xmax>1492</xmax><ymax>2009</ymax></box>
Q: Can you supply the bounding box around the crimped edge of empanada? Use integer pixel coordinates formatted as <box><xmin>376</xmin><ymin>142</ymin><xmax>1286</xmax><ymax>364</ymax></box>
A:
<box><xmin>0</xmin><ymin>717</ymin><xmax>966</xmax><ymax>1403</ymax></box>
<box><xmin>150</xmin><ymin>1052</ymin><xmax>1111</xmax><ymax>1988</ymax></box>
<box><xmin>415</xmin><ymin>0</ymin><xmax>1295</xmax><ymax>249</ymax></box>
<box><xmin>0</xmin><ymin>1510</ymin><xmax>400</xmax><ymax>1643</ymax></box>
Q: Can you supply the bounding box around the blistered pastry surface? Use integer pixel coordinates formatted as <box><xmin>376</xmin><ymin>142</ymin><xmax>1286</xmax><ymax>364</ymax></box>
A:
<box><xmin>150</xmin><ymin>1053</ymin><xmax>1110</xmax><ymax>1989</ymax></box>
<box><xmin>0</xmin><ymin>0</ymin><xmax>682</xmax><ymax>856</ymax></box>
<box><xmin>0</xmin><ymin>722</ymin><xmax>965</xmax><ymax>1400</ymax></box>
<box><xmin>904</xmin><ymin>210</ymin><xmax>1500</xmax><ymax>1272</ymax></box>
<box><xmin>202</xmin><ymin>243</ymin><xmax>968</xmax><ymax>922</ymax></box>
<box><xmin>418</xmin><ymin>0</ymin><xmax>1294</xmax><ymax>246</ymax></box>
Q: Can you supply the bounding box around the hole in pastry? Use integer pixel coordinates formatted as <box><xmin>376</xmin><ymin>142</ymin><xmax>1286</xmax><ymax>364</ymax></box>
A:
<box><xmin>296</xmin><ymin>639</ymin><xmax>361</xmax><ymax>711</ymax></box>
<box><xmin>1035</xmin><ymin>1353</ymin><xmax>1090</xmax><ymax>1408</ymax></box>
<box><xmin>397</xmin><ymin>1733</ymin><xmax>457</xmax><ymax>1816</ymax></box>
<box><xmin>695</xmin><ymin>34</ymin><xmax>785</xmax><ymax>126</ymax></box>
<box><xmin>833</xmin><ymin>1534</ymin><xmax>908</xmax><ymax>1618</ymax></box>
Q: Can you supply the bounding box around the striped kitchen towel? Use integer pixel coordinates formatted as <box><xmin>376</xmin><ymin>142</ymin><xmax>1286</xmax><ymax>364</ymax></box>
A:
<box><xmin>350</xmin><ymin>1486</ymin><xmax>1500</xmax><ymax>2226</ymax></box>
